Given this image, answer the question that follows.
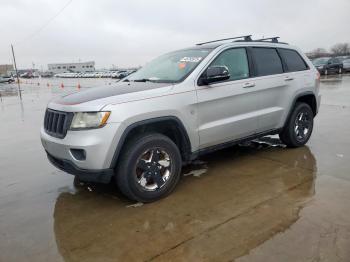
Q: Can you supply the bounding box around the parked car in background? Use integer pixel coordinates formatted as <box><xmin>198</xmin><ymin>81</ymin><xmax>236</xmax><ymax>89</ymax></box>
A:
<box><xmin>0</xmin><ymin>76</ymin><xmax>14</xmax><ymax>83</ymax></box>
<box><xmin>110</xmin><ymin>70</ymin><xmax>136</xmax><ymax>79</ymax></box>
<box><xmin>335</xmin><ymin>56</ymin><xmax>350</xmax><ymax>62</ymax></box>
<box><xmin>116</xmin><ymin>70</ymin><xmax>128</xmax><ymax>78</ymax></box>
<box><xmin>343</xmin><ymin>59</ymin><xmax>350</xmax><ymax>72</ymax></box>
<box><xmin>52</xmin><ymin>70</ymin><xmax>139</xmax><ymax>79</ymax></box>
<box><xmin>40</xmin><ymin>71</ymin><xmax>54</xmax><ymax>78</ymax></box>
<box><xmin>20</xmin><ymin>72</ymin><xmax>37</xmax><ymax>78</ymax></box>
<box><xmin>312</xmin><ymin>57</ymin><xmax>343</xmax><ymax>75</ymax></box>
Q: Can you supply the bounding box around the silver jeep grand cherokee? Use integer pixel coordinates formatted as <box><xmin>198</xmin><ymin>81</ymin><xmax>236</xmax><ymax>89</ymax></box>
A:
<box><xmin>41</xmin><ymin>35</ymin><xmax>321</xmax><ymax>202</ymax></box>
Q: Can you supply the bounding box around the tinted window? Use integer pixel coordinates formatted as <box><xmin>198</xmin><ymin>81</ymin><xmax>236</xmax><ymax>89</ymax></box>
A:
<box><xmin>253</xmin><ymin>48</ymin><xmax>283</xmax><ymax>76</ymax></box>
<box><xmin>210</xmin><ymin>48</ymin><xmax>249</xmax><ymax>81</ymax></box>
<box><xmin>279</xmin><ymin>49</ymin><xmax>308</xmax><ymax>72</ymax></box>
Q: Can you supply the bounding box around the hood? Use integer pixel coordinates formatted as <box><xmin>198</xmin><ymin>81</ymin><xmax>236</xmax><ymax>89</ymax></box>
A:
<box><xmin>48</xmin><ymin>81</ymin><xmax>173</xmax><ymax>112</ymax></box>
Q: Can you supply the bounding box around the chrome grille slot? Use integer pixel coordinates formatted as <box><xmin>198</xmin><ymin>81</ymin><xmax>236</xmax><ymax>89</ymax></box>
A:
<box><xmin>44</xmin><ymin>109</ymin><xmax>73</xmax><ymax>139</ymax></box>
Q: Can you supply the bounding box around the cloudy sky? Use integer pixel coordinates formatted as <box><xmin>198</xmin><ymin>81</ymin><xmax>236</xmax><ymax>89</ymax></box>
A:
<box><xmin>1</xmin><ymin>0</ymin><xmax>349</xmax><ymax>69</ymax></box>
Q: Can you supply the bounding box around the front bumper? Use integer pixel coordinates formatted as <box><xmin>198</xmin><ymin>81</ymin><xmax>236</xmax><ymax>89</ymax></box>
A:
<box><xmin>46</xmin><ymin>152</ymin><xmax>114</xmax><ymax>183</ymax></box>
<box><xmin>41</xmin><ymin>122</ymin><xmax>123</xmax><ymax>183</ymax></box>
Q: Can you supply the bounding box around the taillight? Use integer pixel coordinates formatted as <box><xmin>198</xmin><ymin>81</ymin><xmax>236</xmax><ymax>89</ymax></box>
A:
<box><xmin>315</xmin><ymin>72</ymin><xmax>320</xmax><ymax>90</ymax></box>
<box><xmin>316</xmin><ymin>72</ymin><xmax>320</xmax><ymax>81</ymax></box>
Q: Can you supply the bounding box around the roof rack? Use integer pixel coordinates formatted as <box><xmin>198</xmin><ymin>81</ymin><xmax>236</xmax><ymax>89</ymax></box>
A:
<box><xmin>196</xmin><ymin>35</ymin><xmax>288</xmax><ymax>46</ymax></box>
<box><xmin>196</xmin><ymin>35</ymin><xmax>252</xmax><ymax>46</ymax></box>
<box><xmin>254</xmin><ymin>37</ymin><xmax>280</xmax><ymax>43</ymax></box>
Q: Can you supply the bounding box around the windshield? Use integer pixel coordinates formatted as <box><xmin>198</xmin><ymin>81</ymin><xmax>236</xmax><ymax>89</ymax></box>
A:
<box><xmin>312</xmin><ymin>57</ymin><xmax>330</xmax><ymax>66</ymax></box>
<box><xmin>127</xmin><ymin>48</ymin><xmax>212</xmax><ymax>83</ymax></box>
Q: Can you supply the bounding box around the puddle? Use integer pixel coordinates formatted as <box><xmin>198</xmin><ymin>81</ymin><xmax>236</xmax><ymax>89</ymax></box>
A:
<box><xmin>1</xmin><ymin>77</ymin><xmax>350</xmax><ymax>261</ymax></box>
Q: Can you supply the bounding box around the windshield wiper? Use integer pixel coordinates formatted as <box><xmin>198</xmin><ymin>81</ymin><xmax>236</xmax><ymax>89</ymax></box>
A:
<box><xmin>132</xmin><ymin>78</ymin><xmax>154</xmax><ymax>82</ymax></box>
<box><xmin>130</xmin><ymin>78</ymin><xmax>175</xmax><ymax>83</ymax></box>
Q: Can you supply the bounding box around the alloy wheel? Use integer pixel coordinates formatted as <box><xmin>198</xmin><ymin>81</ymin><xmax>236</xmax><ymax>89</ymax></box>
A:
<box><xmin>135</xmin><ymin>148</ymin><xmax>172</xmax><ymax>191</ymax></box>
<box><xmin>294</xmin><ymin>111</ymin><xmax>312</xmax><ymax>142</ymax></box>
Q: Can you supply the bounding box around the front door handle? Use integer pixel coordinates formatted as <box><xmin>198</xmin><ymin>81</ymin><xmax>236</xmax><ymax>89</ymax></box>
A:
<box><xmin>243</xmin><ymin>82</ymin><xmax>255</xmax><ymax>88</ymax></box>
<box><xmin>285</xmin><ymin>76</ymin><xmax>294</xmax><ymax>81</ymax></box>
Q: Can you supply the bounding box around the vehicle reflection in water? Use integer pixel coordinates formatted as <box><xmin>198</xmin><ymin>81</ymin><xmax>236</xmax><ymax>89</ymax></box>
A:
<box><xmin>320</xmin><ymin>74</ymin><xmax>343</xmax><ymax>88</ymax></box>
<box><xmin>0</xmin><ymin>84</ymin><xmax>18</xmax><ymax>98</ymax></box>
<box><xmin>53</xmin><ymin>139</ymin><xmax>317</xmax><ymax>261</ymax></box>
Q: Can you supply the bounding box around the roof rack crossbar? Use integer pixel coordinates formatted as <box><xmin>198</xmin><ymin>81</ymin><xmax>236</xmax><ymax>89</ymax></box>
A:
<box><xmin>254</xmin><ymin>37</ymin><xmax>280</xmax><ymax>43</ymax></box>
<box><xmin>196</xmin><ymin>35</ymin><xmax>252</xmax><ymax>46</ymax></box>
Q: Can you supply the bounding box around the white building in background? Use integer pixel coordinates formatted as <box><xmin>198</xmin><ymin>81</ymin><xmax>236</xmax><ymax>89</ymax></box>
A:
<box><xmin>48</xmin><ymin>61</ymin><xmax>95</xmax><ymax>74</ymax></box>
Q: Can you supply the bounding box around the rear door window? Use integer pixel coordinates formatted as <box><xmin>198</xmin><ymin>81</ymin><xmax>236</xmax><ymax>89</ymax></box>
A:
<box><xmin>252</xmin><ymin>47</ymin><xmax>283</xmax><ymax>76</ymax></box>
<box><xmin>279</xmin><ymin>49</ymin><xmax>308</xmax><ymax>72</ymax></box>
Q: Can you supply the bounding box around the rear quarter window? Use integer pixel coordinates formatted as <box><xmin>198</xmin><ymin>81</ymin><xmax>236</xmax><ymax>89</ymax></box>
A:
<box><xmin>252</xmin><ymin>47</ymin><xmax>283</xmax><ymax>76</ymax></box>
<box><xmin>279</xmin><ymin>49</ymin><xmax>309</xmax><ymax>72</ymax></box>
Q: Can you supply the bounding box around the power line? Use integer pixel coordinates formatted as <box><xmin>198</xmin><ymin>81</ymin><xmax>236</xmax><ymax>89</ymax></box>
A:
<box><xmin>14</xmin><ymin>0</ymin><xmax>73</xmax><ymax>45</ymax></box>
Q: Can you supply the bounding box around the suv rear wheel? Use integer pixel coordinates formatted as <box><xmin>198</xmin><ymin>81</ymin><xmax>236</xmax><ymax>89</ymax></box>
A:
<box><xmin>279</xmin><ymin>102</ymin><xmax>314</xmax><ymax>147</ymax></box>
<box><xmin>115</xmin><ymin>133</ymin><xmax>182</xmax><ymax>202</ymax></box>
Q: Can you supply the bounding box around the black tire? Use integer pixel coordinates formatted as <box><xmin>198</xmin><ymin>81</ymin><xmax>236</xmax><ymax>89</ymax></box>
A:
<box><xmin>115</xmin><ymin>133</ymin><xmax>182</xmax><ymax>202</ymax></box>
<box><xmin>279</xmin><ymin>102</ymin><xmax>314</xmax><ymax>148</ymax></box>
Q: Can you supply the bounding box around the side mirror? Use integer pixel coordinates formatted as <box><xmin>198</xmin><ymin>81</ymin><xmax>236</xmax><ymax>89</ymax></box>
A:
<box><xmin>199</xmin><ymin>66</ymin><xmax>230</xmax><ymax>85</ymax></box>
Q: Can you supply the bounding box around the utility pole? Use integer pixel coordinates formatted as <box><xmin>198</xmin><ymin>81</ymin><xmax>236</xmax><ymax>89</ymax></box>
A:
<box><xmin>11</xmin><ymin>44</ymin><xmax>22</xmax><ymax>100</ymax></box>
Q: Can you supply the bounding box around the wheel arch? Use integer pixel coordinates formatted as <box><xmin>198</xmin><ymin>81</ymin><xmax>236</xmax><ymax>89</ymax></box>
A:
<box><xmin>283</xmin><ymin>92</ymin><xmax>318</xmax><ymax>128</ymax></box>
<box><xmin>110</xmin><ymin>116</ymin><xmax>192</xmax><ymax>169</ymax></box>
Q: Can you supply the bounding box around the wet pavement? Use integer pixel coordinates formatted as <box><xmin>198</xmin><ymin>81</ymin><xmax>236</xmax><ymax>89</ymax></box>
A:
<box><xmin>1</xmin><ymin>75</ymin><xmax>350</xmax><ymax>261</ymax></box>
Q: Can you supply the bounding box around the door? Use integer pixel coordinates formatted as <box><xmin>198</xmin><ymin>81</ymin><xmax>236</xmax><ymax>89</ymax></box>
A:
<box><xmin>195</xmin><ymin>47</ymin><xmax>258</xmax><ymax>149</ymax></box>
<box><xmin>332</xmin><ymin>58</ymin><xmax>342</xmax><ymax>72</ymax></box>
<box><xmin>328</xmin><ymin>58</ymin><xmax>337</xmax><ymax>72</ymax></box>
<box><xmin>253</xmin><ymin>47</ymin><xmax>309</xmax><ymax>132</ymax></box>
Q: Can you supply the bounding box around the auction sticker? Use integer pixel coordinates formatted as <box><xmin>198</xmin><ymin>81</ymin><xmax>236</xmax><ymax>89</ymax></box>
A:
<box><xmin>180</xmin><ymin>57</ymin><xmax>203</xmax><ymax>63</ymax></box>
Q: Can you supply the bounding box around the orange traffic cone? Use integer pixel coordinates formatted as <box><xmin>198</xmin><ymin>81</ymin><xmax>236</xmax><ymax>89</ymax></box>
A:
<box><xmin>47</xmin><ymin>83</ymin><xmax>50</xmax><ymax>87</ymax></box>
<box><xmin>77</xmin><ymin>83</ymin><xmax>81</xmax><ymax>90</ymax></box>
<box><xmin>60</xmin><ymin>83</ymin><xmax>64</xmax><ymax>89</ymax></box>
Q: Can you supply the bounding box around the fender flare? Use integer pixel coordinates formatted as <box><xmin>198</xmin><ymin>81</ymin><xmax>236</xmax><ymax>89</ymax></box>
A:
<box><xmin>283</xmin><ymin>91</ymin><xmax>317</xmax><ymax>128</ymax></box>
<box><xmin>109</xmin><ymin>116</ymin><xmax>192</xmax><ymax>169</ymax></box>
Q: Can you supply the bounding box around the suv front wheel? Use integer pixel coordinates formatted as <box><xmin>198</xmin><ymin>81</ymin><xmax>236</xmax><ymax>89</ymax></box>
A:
<box><xmin>115</xmin><ymin>133</ymin><xmax>182</xmax><ymax>202</ymax></box>
<box><xmin>279</xmin><ymin>102</ymin><xmax>314</xmax><ymax>147</ymax></box>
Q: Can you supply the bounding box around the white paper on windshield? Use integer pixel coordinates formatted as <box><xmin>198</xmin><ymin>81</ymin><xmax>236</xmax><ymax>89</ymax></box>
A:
<box><xmin>179</xmin><ymin>57</ymin><xmax>203</xmax><ymax>63</ymax></box>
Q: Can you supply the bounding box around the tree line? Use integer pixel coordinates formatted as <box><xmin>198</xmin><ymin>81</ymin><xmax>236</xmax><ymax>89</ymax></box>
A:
<box><xmin>307</xmin><ymin>43</ymin><xmax>350</xmax><ymax>59</ymax></box>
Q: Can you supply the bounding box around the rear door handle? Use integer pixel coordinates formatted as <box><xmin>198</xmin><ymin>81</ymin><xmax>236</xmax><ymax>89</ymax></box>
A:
<box><xmin>285</xmin><ymin>76</ymin><xmax>294</xmax><ymax>81</ymax></box>
<box><xmin>243</xmin><ymin>82</ymin><xmax>255</xmax><ymax>88</ymax></box>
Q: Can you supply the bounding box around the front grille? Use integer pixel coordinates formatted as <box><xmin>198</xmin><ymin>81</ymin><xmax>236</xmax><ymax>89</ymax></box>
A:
<box><xmin>44</xmin><ymin>109</ymin><xmax>73</xmax><ymax>139</ymax></box>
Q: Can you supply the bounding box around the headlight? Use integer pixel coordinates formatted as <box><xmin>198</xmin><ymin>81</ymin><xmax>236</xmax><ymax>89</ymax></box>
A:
<box><xmin>317</xmin><ymin>65</ymin><xmax>324</xmax><ymax>69</ymax></box>
<box><xmin>70</xmin><ymin>112</ymin><xmax>111</xmax><ymax>130</ymax></box>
